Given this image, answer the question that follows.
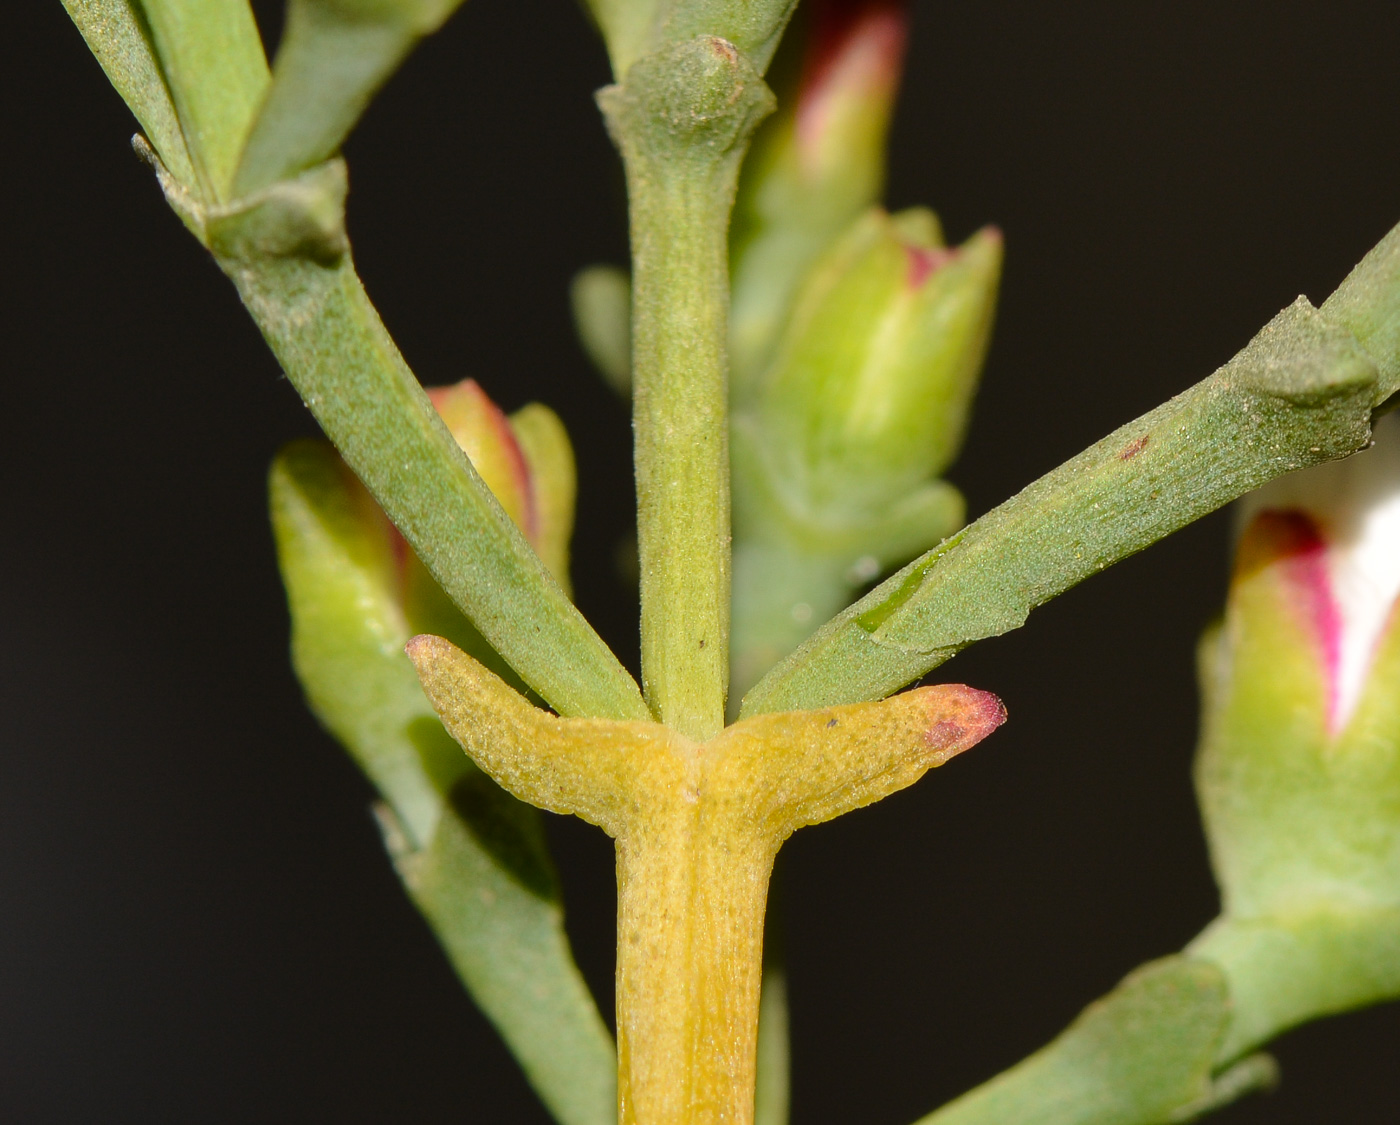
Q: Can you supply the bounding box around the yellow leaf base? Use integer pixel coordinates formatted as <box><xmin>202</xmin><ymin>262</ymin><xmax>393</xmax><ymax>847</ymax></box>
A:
<box><xmin>409</xmin><ymin>634</ymin><xmax>1005</xmax><ymax>1125</ymax></box>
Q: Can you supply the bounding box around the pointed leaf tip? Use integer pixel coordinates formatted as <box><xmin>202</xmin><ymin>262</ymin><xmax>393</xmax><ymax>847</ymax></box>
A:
<box><xmin>915</xmin><ymin>684</ymin><xmax>1006</xmax><ymax>763</ymax></box>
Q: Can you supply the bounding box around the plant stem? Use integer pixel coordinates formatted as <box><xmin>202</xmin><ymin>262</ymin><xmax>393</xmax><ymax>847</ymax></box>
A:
<box><xmin>412</xmin><ymin>637</ymin><xmax>1001</xmax><ymax>1125</ymax></box>
<box><xmin>626</xmin><ymin>162</ymin><xmax>736</xmax><ymax>740</ymax></box>
<box><xmin>1188</xmin><ymin>909</ymin><xmax>1400</xmax><ymax>1065</ymax></box>
<box><xmin>740</xmin><ymin>295</ymin><xmax>1384</xmax><ymax>718</ymax></box>
<box><xmin>599</xmin><ymin>38</ymin><xmax>776</xmax><ymax>741</ymax></box>
<box><xmin>615</xmin><ymin>809</ymin><xmax>775</xmax><ymax>1125</ymax></box>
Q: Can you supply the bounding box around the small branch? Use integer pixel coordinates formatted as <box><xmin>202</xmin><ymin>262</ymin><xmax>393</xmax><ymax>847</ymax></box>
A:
<box><xmin>741</xmin><ymin>293</ymin><xmax>1384</xmax><ymax>718</ymax></box>
<box><xmin>179</xmin><ymin>159</ymin><xmax>648</xmax><ymax>722</ymax></box>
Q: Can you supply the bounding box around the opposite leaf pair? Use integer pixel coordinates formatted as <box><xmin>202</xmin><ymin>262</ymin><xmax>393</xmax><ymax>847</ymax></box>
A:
<box><xmin>273</xmin><ymin>374</ymin><xmax>1007</xmax><ymax>1125</ymax></box>
<box><xmin>409</xmin><ymin>618</ymin><xmax>1003</xmax><ymax>1125</ymax></box>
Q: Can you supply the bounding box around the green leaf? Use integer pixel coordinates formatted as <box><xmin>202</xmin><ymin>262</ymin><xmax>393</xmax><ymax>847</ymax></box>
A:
<box><xmin>182</xmin><ymin>159</ymin><xmax>648</xmax><ymax>723</ymax></box>
<box><xmin>270</xmin><ymin>441</ymin><xmax>616</xmax><ymax>1125</ymax></box>
<box><xmin>234</xmin><ymin>0</ymin><xmax>467</xmax><ymax>197</ymax></box>
<box><xmin>61</xmin><ymin>0</ymin><xmax>199</xmax><ymax>189</ymax></box>
<box><xmin>916</xmin><ymin>958</ymin><xmax>1247</xmax><ymax>1125</ymax></box>
<box><xmin>387</xmin><ymin>790</ymin><xmax>618</xmax><ymax>1125</ymax></box>
<box><xmin>741</xmin><ymin>295</ymin><xmax>1380</xmax><ymax>717</ymax></box>
<box><xmin>137</xmin><ymin>0</ymin><xmax>268</xmax><ymax>201</ymax></box>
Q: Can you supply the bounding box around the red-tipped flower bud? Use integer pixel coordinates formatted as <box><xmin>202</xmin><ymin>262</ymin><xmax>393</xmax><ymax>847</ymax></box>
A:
<box><xmin>730</xmin><ymin>0</ymin><xmax>911</xmax><ymax>393</ymax></box>
<box><xmin>741</xmin><ymin>207</ymin><xmax>1002</xmax><ymax>526</ymax></box>
<box><xmin>1197</xmin><ymin>411</ymin><xmax>1400</xmax><ymax>921</ymax></box>
<box><xmin>425</xmin><ymin>379</ymin><xmax>575</xmax><ymax>586</ymax></box>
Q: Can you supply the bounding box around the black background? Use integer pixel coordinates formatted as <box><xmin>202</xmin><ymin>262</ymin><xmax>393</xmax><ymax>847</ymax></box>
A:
<box><xmin>7</xmin><ymin>0</ymin><xmax>1400</xmax><ymax>1120</ymax></box>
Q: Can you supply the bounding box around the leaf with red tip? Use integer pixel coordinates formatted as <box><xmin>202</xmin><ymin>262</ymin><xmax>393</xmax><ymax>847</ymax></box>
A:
<box><xmin>407</xmin><ymin>632</ymin><xmax>1004</xmax><ymax>844</ymax></box>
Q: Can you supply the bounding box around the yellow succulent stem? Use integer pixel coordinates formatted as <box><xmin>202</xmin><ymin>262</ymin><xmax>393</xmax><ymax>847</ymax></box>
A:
<box><xmin>615</xmin><ymin>810</ymin><xmax>774</xmax><ymax>1125</ymax></box>
<box><xmin>408</xmin><ymin>635</ymin><xmax>1004</xmax><ymax>1125</ymax></box>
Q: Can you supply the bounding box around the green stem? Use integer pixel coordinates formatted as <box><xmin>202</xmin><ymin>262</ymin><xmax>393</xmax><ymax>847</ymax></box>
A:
<box><xmin>599</xmin><ymin>38</ymin><xmax>775</xmax><ymax>740</ymax></box>
<box><xmin>1188</xmin><ymin>908</ymin><xmax>1400</xmax><ymax>1065</ymax></box>
<box><xmin>626</xmin><ymin>160</ymin><xmax>736</xmax><ymax>739</ymax></box>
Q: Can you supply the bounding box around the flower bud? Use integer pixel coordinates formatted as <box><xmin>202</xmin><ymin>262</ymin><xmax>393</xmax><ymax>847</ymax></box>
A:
<box><xmin>740</xmin><ymin>206</ymin><xmax>1001</xmax><ymax>527</ymax></box>
<box><xmin>1196</xmin><ymin>411</ymin><xmax>1400</xmax><ymax>921</ymax></box>
<box><xmin>269</xmin><ymin>381</ymin><xmax>578</xmax><ymax>837</ymax></box>
<box><xmin>424</xmin><ymin>378</ymin><xmax>576</xmax><ymax>589</ymax></box>
<box><xmin>730</xmin><ymin>0</ymin><xmax>910</xmax><ymax>394</ymax></box>
<box><xmin>728</xmin><ymin>209</ymin><xmax>998</xmax><ymax>700</ymax></box>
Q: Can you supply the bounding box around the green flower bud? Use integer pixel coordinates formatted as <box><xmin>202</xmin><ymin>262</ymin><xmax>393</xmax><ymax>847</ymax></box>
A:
<box><xmin>728</xmin><ymin>207</ymin><xmax>999</xmax><ymax>701</ymax></box>
<box><xmin>1198</xmin><ymin>411</ymin><xmax>1400</xmax><ymax>919</ymax></box>
<box><xmin>730</xmin><ymin>0</ymin><xmax>910</xmax><ymax>395</ymax></box>
<box><xmin>1189</xmin><ymin>412</ymin><xmax>1400</xmax><ymax>1056</ymax></box>
<box><xmin>740</xmin><ymin>206</ymin><xmax>1001</xmax><ymax>527</ymax></box>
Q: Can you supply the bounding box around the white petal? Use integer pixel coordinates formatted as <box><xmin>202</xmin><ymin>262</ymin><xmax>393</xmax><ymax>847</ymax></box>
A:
<box><xmin>1238</xmin><ymin>411</ymin><xmax>1400</xmax><ymax>731</ymax></box>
